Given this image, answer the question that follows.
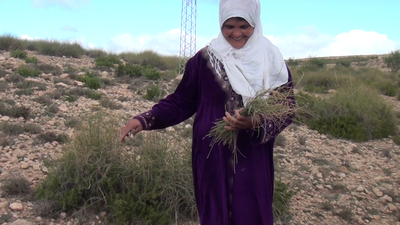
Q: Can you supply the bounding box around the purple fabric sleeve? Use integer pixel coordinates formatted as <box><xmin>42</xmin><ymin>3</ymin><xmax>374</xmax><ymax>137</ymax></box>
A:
<box><xmin>134</xmin><ymin>56</ymin><xmax>199</xmax><ymax>130</ymax></box>
<box><xmin>251</xmin><ymin>67</ymin><xmax>296</xmax><ymax>144</ymax></box>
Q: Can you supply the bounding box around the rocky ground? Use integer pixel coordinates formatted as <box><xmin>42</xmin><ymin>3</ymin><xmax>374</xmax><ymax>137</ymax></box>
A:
<box><xmin>0</xmin><ymin>50</ymin><xmax>399</xmax><ymax>225</ymax></box>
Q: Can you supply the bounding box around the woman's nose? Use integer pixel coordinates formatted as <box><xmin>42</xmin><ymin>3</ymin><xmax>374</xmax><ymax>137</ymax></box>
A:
<box><xmin>233</xmin><ymin>29</ymin><xmax>242</xmax><ymax>37</ymax></box>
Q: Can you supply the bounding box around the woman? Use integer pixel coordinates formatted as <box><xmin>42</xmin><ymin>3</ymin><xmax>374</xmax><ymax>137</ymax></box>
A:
<box><xmin>120</xmin><ymin>0</ymin><xmax>295</xmax><ymax>224</ymax></box>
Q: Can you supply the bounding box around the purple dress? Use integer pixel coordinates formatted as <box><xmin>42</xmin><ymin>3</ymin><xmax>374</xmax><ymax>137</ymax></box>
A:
<box><xmin>134</xmin><ymin>47</ymin><xmax>295</xmax><ymax>225</ymax></box>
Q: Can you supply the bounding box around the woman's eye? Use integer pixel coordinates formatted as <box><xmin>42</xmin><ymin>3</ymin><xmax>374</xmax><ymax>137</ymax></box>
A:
<box><xmin>240</xmin><ymin>25</ymin><xmax>249</xmax><ymax>29</ymax></box>
<box><xmin>224</xmin><ymin>25</ymin><xmax>234</xmax><ymax>29</ymax></box>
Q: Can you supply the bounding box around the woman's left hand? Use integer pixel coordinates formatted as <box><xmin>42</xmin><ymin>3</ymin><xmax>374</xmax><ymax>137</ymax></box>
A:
<box><xmin>223</xmin><ymin>109</ymin><xmax>253</xmax><ymax>131</ymax></box>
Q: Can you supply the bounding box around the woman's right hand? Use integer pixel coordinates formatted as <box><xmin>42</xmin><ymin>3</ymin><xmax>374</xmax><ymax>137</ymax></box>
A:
<box><xmin>120</xmin><ymin>118</ymin><xmax>143</xmax><ymax>142</ymax></box>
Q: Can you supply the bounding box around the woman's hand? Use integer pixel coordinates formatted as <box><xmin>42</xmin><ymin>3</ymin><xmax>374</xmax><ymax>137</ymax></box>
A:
<box><xmin>223</xmin><ymin>109</ymin><xmax>254</xmax><ymax>131</ymax></box>
<box><xmin>120</xmin><ymin>118</ymin><xmax>143</xmax><ymax>142</ymax></box>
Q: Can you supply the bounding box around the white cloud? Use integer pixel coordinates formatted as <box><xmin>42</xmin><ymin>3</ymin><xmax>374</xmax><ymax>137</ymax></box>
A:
<box><xmin>107</xmin><ymin>29</ymin><xmax>211</xmax><ymax>55</ymax></box>
<box><xmin>19</xmin><ymin>35</ymin><xmax>40</xmax><ymax>40</ymax></box>
<box><xmin>268</xmin><ymin>27</ymin><xmax>398</xmax><ymax>59</ymax></box>
<box><xmin>32</xmin><ymin>0</ymin><xmax>90</xmax><ymax>9</ymax></box>
<box><xmin>321</xmin><ymin>30</ymin><xmax>397</xmax><ymax>56</ymax></box>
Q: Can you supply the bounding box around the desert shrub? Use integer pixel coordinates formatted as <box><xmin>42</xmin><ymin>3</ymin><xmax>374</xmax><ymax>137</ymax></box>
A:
<box><xmin>23</xmin><ymin>123</ymin><xmax>43</xmax><ymax>134</ymax></box>
<box><xmin>14</xmin><ymin>88</ymin><xmax>34</xmax><ymax>96</ymax></box>
<box><xmin>335</xmin><ymin>59</ymin><xmax>352</xmax><ymax>67</ymax></box>
<box><xmin>119</xmin><ymin>51</ymin><xmax>179</xmax><ymax>71</ymax></box>
<box><xmin>0</xmin><ymin>133</ymin><xmax>12</xmax><ymax>147</ymax></box>
<box><xmin>306</xmin><ymin>84</ymin><xmax>397</xmax><ymax>142</ymax></box>
<box><xmin>300</xmin><ymin>57</ymin><xmax>326</xmax><ymax>71</ymax></box>
<box><xmin>1</xmin><ymin>175</ymin><xmax>31</xmax><ymax>196</ymax></box>
<box><xmin>1</xmin><ymin>121</ymin><xmax>41</xmax><ymax>136</ymax></box>
<box><xmin>0</xmin><ymin>69</ymin><xmax>7</xmax><ymax>78</ymax></box>
<box><xmin>0</xmin><ymin>122</ymin><xmax>24</xmax><ymax>135</ymax></box>
<box><xmin>393</xmin><ymin>135</ymin><xmax>400</xmax><ymax>145</ymax></box>
<box><xmin>10</xmin><ymin>49</ymin><xmax>27</xmax><ymax>59</ymax></box>
<box><xmin>34</xmin><ymin>95</ymin><xmax>52</xmax><ymax>105</ymax></box>
<box><xmin>85</xmin><ymin>49</ymin><xmax>107</xmax><ymax>58</ymax></box>
<box><xmin>16</xmin><ymin>65</ymin><xmax>40</xmax><ymax>77</ymax></box>
<box><xmin>5</xmin><ymin>74</ymin><xmax>25</xmax><ymax>83</ymax></box>
<box><xmin>35</xmin><ymin>63</ymin><xmax>62</xmax><ymax>75</ymax></box>
<box><xmin>25</xmin><ymin>56</ymin><xmax>38</xmax><ymax>64</ymax></box>
<box><xmin>78</xmin><ymin>72</ymin><xmax>101</xmax><ymax>90</ymax></box>
<box><xmin>95</xmin><ymin>55</ymin><xmax>120</xmax><ymax>68</ymax></box>
<box><xmin>273</xmin><ymin>179</ymin><xmax>296</xmax><ymax>222</ymax></box>
<box><xmin>66</xmin><ymin>88</ymin><xmax>102</xmax><ymax>100</ymax></box>
<box><xmin>384</xmin><ymin>50</ymin><xmax>400</xmax><ymax>72</ymax></box>
<box><xmin>99</xmin><ymin>98</ymin><xmax>123</xmax><ymax>110</ymax></box>
<box><xmin>16</xmin><ymin>80</ymin><xmax>46</xmax><ymax>91</ymax></box>
<box><xmin>37</xmin><ymin>132</ymin><xmax>69</xmax><ymax>144</ymax></box>
<box><xmin>292</xmin><ymin>66</ymin><xmax>368</xmax><ymax>92</ymax></box>
<box><xmin>33</xmin><ymin>200</ymin><xmax>62</xmax><ymax>219</ymax></box>
<box><xmin>0</xmin><ymin>35</ymin><xmax>23</xmax><ymax>51</ymax></box>
<box><xmin>0</xmin><ymin>80</ymin><xmax>8</xmax><ymax>92</ymax></box>
<box><xmin>35</xmin><ymin>112</ymin><xmax>197</xmax><ymax>224</ymax></box>
<box><xmin>118</xmin><ymin>64</ymin><xmax>143</xmax><ymax>77</ymax></box>
<box><xmin>35</xmin><ymin>40</ymin><xmax>85</xmax><ymax>58</ymax></box>
<box><xmin>144</xmin><ymin>67</ymin><xmax>161</xmax><ymax>80</ymax></box>
<box><xmin>45</xmin><ymin>104</ymin><xmax>59</xmax><ymax>115</ymax></box>
<box><xmin>101</xmin><ymin>78</ymin><xmax>116</xmax><ymax>86</ymax></box>
<box><xmin>65</xmin><ymin>117</ymin><xmax>80</xmax><ymax>128</ymax></box>
<box><xmin>0</xmin><ymin>105</ymin><xmax>31</xmax><ymax>119</ymax></box>
<box><xmin>286</xmin><ymin>57</ymin><xmax>299</xmax><ymax>67</ymax></box>
<box><xmin>145</xmin><ymin>85</ymin><xmax>161</xmax><ymax>101</ymax></box>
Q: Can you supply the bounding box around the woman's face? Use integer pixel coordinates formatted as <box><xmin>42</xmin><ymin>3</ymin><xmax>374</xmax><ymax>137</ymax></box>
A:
<box><xmin>221</xmin><ymin>18</ymin><xmax>254</xmax><ymax>49</ymax></box>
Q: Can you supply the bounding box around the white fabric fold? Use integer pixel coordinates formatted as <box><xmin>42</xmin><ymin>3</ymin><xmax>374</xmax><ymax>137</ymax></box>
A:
<box><xmin>209</xmin><ymin>0</ymin><xmax>289</xmax><ymax>106</ymax></box>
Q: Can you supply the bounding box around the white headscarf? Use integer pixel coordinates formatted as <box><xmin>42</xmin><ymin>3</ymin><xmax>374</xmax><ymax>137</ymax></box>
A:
<box><xmin>209</xmin><ymin>0</ymin><xmax>289</xmax><ymax>105</ymax></box>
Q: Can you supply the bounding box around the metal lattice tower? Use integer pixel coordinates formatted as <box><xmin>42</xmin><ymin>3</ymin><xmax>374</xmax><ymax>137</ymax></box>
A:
<box><xmin>179</xmin><ymin>0</ymin><xmax>197</xmax><ymax>75</ymax></box>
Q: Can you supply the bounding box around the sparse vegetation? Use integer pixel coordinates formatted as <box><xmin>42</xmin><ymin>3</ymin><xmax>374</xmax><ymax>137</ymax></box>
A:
<box><xmin>16</xmin><ymin>65</ymin><xmax>40</xmax><ymax>77</ymax></box>
<box><xmin>1</xmin><ymin>175</ymin><xmax>32</xmax><ymax>196</ymax></box>
<box><xmin>10</xmin><ymin>49</ymin><xmax>27</xmax><ymax>59</ymax></box>
<box><xmin>384</xmin><ymin>50</ymin><xmax>400</xmax><ymax>72</ymax></box>
<box><xmin>25</xmin><ymin>56</ymin><xmax>38</xmax><ymax>64</ymax></box>
<box><xmin>76</xmin><ymin>72</ymin><xmax>101</xmax><ymax>90</ymax></box>
<box><xmin>145</xmin><ymin>85</ymin><xmax>162</xmax><ymax>101</ymax></box>
<box><xmin>1</xmin><ymin>35</ymin><xmax>400</xmax><ymax>224</ymax></box>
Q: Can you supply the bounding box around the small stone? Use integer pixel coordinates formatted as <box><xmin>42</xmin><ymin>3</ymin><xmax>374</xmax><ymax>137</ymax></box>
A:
<box><xmin>388</xmin><ymin>203</ymin><xmax>397</xmax><ymax>211</ymax></box>
<box><xmin>41</xmin><ymin>166</ymin><xmax>48</xmax><ymax>173</ymax></box>
<box><xmin>44</xmin><ymin>143</ymin><xmax>53</xmax><ymax>149</ymax></box>
<box><xmin>380</xmin><ymin>195</ymin><xmax>392</xmax><ymax>203</ymax></box>
<box><xmin>356</xmin><ymin>185</ymin><xmax>365</xmax><ymax>192</ymax></box>
<box><xmin>20</xmin><ymin>162</ymin><xmax>31</xmax><ymax>169</ymax></box>
<box><xmin>101</xmin><ymin>71</ymin><xmax>108</xmax><ymax>77</ymax></box>
<box><xmin>166</xmin><ymin>127</ymin><xmax>175</xmax><ymax>132</ymax></box>
<box><xmin>372</xmin><ymin>188</ymin><xmax>383</xmax><ymax>197</ymax></box>
<box><xmin>60</xmin><ymin>73</ymin><xmax>69</xmax><ymax>79</ymax></box>
<box><xmin>32</xmin><ymin>163</ymin><xmax>41</xmax><ymax>171</ymax></box>
<box><xmin>9</xmin><ymin>202</ymin><xmax>23</xmax><ymax>211</ymax></box>
<box><xmin>1</xmin><ymin>116</ymin><xmax>10</xmax><ymax>121</ymax></box>
<box><xmin>10</xmin><ymin>219</ymin><xmax>32</xmax><ymax>225</ymax></box>
<box><xmin>0</xmin><ymin>201</ymin><xmax>9</xmax><ymax>209</ymax></box>
<box><xmin>316</xmin><ymin>185</ymin><xmax>324</xmax><ymax>190</ymax></box>
<box><xmin>60</xmin><ymin>212</ymin><xmax>67</xmax><ymax>219</ymax></box>
<box><xmin>99</xmin><ymin>211</ymin><xmax>107</xmax><ymax>218</ymax></box>
<box><xmin>28</xmin><ymin>153</ymin><xmax>37</xmax><ymax>160</ymax></box>
<box><xmin>59</xmin><ymin>104</ymin><xmax>69</xmax><ymax>112</ymax></box>
<box><xmin>340</xmin><ymin>166</ymin><xmax>349</xmax><ymax>173</ymax></box>
<box><xmin>185</xmin><ymin>124</ymin><xmax>192</xmax><ymax>129</ymax></box>
<box><xmin>316</xmin><ymin>172</ymin><xmax>323</xmax><ymax>178</ymax></box>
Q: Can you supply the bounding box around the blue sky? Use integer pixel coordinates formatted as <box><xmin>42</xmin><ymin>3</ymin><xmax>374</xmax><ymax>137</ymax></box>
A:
<box><xmin>1</xmin><ymin>0</ymin><xmax>399</xmax><ymax>59</ymax></box>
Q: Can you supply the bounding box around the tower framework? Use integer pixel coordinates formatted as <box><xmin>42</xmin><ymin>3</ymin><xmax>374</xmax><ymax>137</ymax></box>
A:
<box><xmin>179</xmin><ymin>0</ymin><xmax>197</xmax><ymax>75</ymax></box>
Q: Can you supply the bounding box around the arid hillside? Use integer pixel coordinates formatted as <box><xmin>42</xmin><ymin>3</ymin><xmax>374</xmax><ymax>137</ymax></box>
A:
<box><xmin>0</xmin><ymin>49</ymin><xmax>400</xmax><ymax>225</ymax></box>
